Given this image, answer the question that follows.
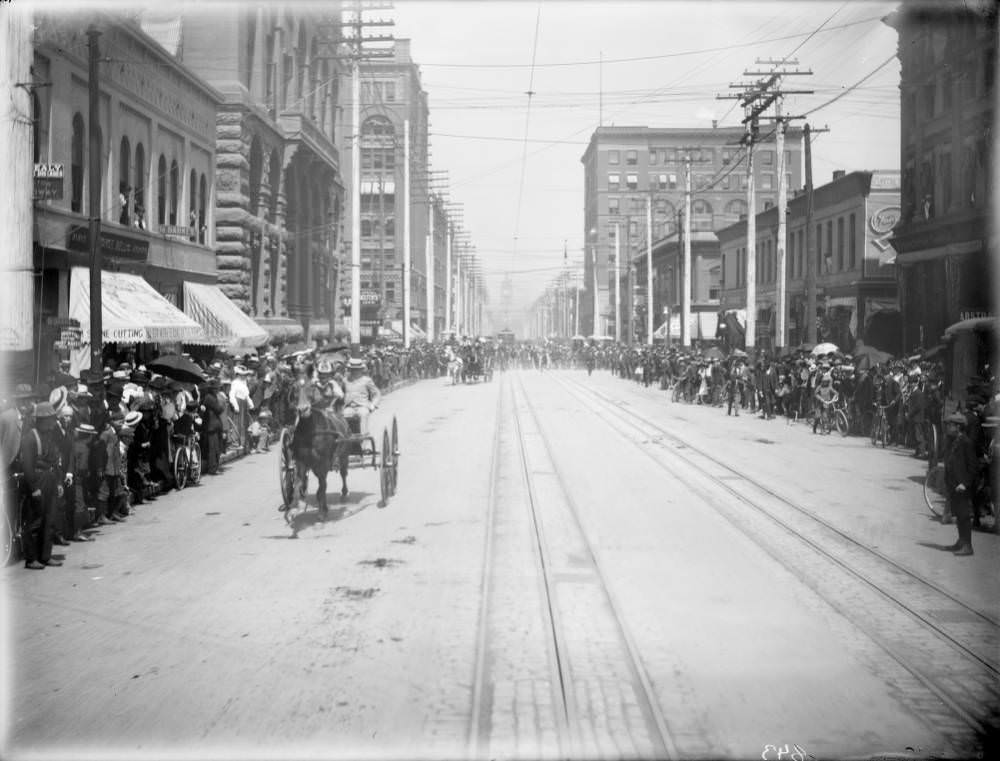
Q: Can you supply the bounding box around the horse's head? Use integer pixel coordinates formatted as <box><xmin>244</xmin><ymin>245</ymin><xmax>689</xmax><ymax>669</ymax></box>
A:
<box><xmin>295</xmin><ymin>377</ymin><xmax>312</xmax><ymax>417</ymax></box>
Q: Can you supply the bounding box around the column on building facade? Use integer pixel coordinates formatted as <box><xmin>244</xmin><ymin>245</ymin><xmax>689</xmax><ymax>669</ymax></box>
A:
<box><xmin>214</xmin><ymin>109</ymin><xmax>251</xmax><ymax>309</ymax></box>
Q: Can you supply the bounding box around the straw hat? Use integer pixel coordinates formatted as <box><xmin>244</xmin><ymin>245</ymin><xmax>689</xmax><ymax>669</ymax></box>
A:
<box><xmin>347</xmin><ymin>358</ymin><xmax>366</xmax><ymax>371</ymax></box>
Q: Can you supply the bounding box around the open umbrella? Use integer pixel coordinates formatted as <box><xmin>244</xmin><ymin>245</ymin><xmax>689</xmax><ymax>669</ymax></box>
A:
<box><xmin>147</xmin><ymin>354</ymin><xmax>205</xmax><ymax>384</ymax></box>
<box><xmin>703</xmin><ymin>346</ymin><xmax>725</xmax><ymax>360</ymax></box>
<box><xmin>730</xmin><ymin>348</ymin><xmax>748</xmax><ymax>358</ymax></box>
<box><xmin>853</xmin><ymin>344</ymin><xmax>893</xmax><ymax>366</ymax></box>
<box><xmin>810</xmin><ymin>342</ymin><xmax>839</xmax><ymax>356</ymax></box>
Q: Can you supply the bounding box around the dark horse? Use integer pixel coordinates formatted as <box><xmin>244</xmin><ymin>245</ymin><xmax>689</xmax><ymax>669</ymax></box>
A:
<box><xmin>290</xmin><ymin>380</ymin><xmax>351</xmax><ymax>515</ymax></box>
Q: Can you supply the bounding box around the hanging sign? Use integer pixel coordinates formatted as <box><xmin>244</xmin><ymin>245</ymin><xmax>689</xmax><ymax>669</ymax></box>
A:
<box><xmin>33</xmin><ymin>163</ymin><xmax>65</xmax><ymax>200</ymax></box>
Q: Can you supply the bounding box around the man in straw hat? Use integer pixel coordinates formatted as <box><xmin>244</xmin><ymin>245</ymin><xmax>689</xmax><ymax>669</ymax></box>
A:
<box><xmin>342</xmin><ymin>357</ymin><xmax>381</xmax><ymax>436</ymax></box>
<box><xmin>943</xmin><ymin>412</ymin><xmax>977</xmax><ymax>555</ymax></box>
<box><xmin>19</xmin><ymin>402</ymin><xmax>68</xmax><ymax>568</ymax></box>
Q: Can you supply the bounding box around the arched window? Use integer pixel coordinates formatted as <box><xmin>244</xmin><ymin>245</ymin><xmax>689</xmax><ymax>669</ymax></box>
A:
<box><xmin>71</xmin><ymin>114</ymin><xmax>85</xmax><ymax>213</ymax></box>
<box><xmin>724</xmin><ymin>198</ymin><xmax>747</xmax><ymax>218</ymax></box>
<box><xmin>119</xmin><ymin>137</ymin><xmax>131</xmax><ymax>225</ymax></box>
<box><xmin>169</xmin><ymin>159</ymin><xmax>179</xmax><ymax>225</ymax></box>
<box><xmin>692</xmin><ymin>199</ymin><xmax>713</xmax><ymax>215</ymax></box>
<box><xmin>189</xmin><ymin>169</ymin><xmax>198</xmax><ymax>240</ymax></box>
<box><xmin>198</xmin><ymin>173</ymin><xmax>207</xmax><ymax>244</ymax></box>
<box><xmin>134</xmin><ymin>143</ymin><xmax>145</xmax><ymax>228</ymax></box>
<box><xmin>157</xmin><ymin>155</ymin><xmax>167</xmax><ymax>225</ymax></box>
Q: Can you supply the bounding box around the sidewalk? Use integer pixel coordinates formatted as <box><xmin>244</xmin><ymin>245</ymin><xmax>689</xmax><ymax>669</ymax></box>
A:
<box><xmin>582</xmin><ymin>370</ymin><xmax>1000</xmax><ymax>619</ymax></box>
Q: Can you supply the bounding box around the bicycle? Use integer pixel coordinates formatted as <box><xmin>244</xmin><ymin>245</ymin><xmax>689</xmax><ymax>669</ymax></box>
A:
<box><xmin>172</xmin><ymin>431</ymin><xmax>202</xmax><ymax>491</ymax></box>
<box><xmin>870</xmin><ymin>403</ymin><xmax>891</xmax><ymax>448</ymax></box>
<box><xmin>816</xmin><ymin>399</ymin><xmax>838</xmax><ymax>435</ymax></box>
<box><xmin>831</xmin><ymin>396</ymin><xmax>851</xmax><ymax>437</ymax></box>
<box><xmin>2</xmin><ymin>474</ymin><xmax>28</xmax><ymax>566</ymax></box>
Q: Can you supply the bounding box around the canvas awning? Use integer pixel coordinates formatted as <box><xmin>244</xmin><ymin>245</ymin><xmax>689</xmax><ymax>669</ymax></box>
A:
<box><xmin>409</xmin><ymin>322</ymin><xmax>427</xmax><ymax>339</ymax></box>
<box><xmin>69</xmin><ymin>267</ymin><xmax>205</xmax><ymax>346</ymax></box>
<box><xmin>183</xmin><ymin>281</ymin><xmax>268</xmax><ymax>350</ymax></box>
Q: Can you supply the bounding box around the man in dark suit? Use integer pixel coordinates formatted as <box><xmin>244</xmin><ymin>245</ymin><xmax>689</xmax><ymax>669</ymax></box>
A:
<box><xmin>944</xmin><ymin>412</ymin><xmax>977</xmax><ymax>556</ymax></box>
<box><xmin>199</xmin><ymin>378</ymin><xmax>224</xmax><ymax>474</ymax></box>
<box><xmin>19</xmin><ymin>403</ymin><xmax>67</xmax><ymax>569</ymax></box>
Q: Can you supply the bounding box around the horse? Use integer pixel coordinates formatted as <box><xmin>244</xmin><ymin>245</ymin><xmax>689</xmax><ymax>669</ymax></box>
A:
<box><xmin>447</xmin><ymin>350</ymin><xmax>464</xmax><ymax>385</ymax></box>
<box><xmin>289</xmin><ymin>378</ymin><xmax>351</xmax><ymax>515</ymax></box>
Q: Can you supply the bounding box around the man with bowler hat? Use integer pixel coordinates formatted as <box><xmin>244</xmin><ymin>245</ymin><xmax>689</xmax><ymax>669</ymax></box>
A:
<box><xmin>19</xmin><ymin>402</ymin><xmax>68</xmax><ymax>568</ymax></box>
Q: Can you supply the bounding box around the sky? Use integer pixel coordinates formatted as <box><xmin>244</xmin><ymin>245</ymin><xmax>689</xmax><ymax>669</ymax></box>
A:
<box><xmin>389</xmin><ymin>0</ymin><xmax>903</xmax><ymax>329</ymax></box>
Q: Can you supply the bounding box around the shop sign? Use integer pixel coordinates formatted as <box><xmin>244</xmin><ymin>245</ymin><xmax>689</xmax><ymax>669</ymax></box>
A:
<box><xmin>67</xmin><ymin>226</ymin><xmax>150</xmax><ymax>261</ymax></box>
<box><xmin>869</xmin><ymin>206</ymin><xmax>900</xmax><ymax>236</ymax></box>
<box><xmin>33</xmin><ymin>163</ymin><xmax>65</xmax><ymax>201</ymax></box>
<box><xmin>360</xmin><ymin>289</ymin><xmax>381</xmax><ymax>306</ymax></box>
<box><xmin>158</xmin><ymin>224</ymin><xmax>194</xmax><ymax>239</ymax></box>
<box><xmin>54</xmin><ymin>326</ymin><xmax>83</xmax><ymax>350</ymax></box>
<box><xmin>959</xmin><ymin>310</ymin><xmax>993</xmax><ymax>321</ymax></box>
<box><xmin>870</xmin><ymin>172</ymin><xmax>900</xmax><ymax>191</ymax></box>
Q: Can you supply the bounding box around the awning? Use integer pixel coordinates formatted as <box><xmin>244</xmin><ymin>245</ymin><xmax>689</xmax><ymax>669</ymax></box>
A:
<box><xmin>69</xmin><ymin>267</ymin><xmax>205</xmax><ymax>346</ymax></box>
<box><xmin>943</xmin><ymin>316</ymin><xmax>996</xmax><ymax>340</ymax></box>
<box><xmin>409</xmin><ymin>322</ymin><xmax>427</xmax><ymax>339</ymax></box>
<box><xmin>183</xmin><ymin>281</ymin><xmax>268</xmax><ymax>350</ymax></box>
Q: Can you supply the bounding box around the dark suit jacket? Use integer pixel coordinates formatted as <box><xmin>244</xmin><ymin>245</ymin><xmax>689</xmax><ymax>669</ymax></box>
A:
<box><xmin>945</xmin><ymin>432</ymin><xmax>978</xmax><ymax>495</ymax></box>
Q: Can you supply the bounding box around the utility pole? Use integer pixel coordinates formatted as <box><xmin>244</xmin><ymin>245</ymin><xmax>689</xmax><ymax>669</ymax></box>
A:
<box><xmin>445</xmin><ymin>221</ymin><xmax>452</xmax><ymax>335</ymax></box>
<box><xmin>805</xmin><ymin>122</ymin><xmax>816</xmax><ymax>345</ymax></box>
<box><xmin>646</xmin><ymin>194</ymin><xmax>653</xmax><ymax>345</ymax></box>
<box><xmin>338</xmin><ymin>2</ymin><xmax>394</xmax><ymax>350</ymax></box>
<box><xmin>2</xmin><ymin>8</ymin><xmax>35</xmax><ymax>371</ymax></box>
<box><xmin>87</xmin><ymin>27</ymin><xmax>103</xmax><ymax>378</ymax></box>
<box><xmin>403</xmin><ymin>119</ymin><xmax>411</xmax><ymax>347</ymax></box>
<box><xmin>719</xmin><ymin>60</ymin><xmax>812</xmax><ymax>352</ymax></box>
<box><xmin>426</xmin><ymin>198</ymin><xmax>434</xmax><ymax>341</ymax></box>
<box><xmin>613</xmin><ymin>222</ymin><xmax>621</xmax><ymax>342</ymax></box>
<box><xmin>682</xmin><ymin>158</ymin><xmax>692</xmax><ymax>347</ymax></box>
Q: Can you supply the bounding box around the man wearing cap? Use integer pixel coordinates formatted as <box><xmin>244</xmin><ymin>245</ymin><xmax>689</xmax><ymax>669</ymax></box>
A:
<box><xmin>198</xmin><ymin>377</ymin><xmax>224</xmax><ymax>474</ymax></box>
<box><xmin>943</xmin><ymin>412</ymin><xmax>977</xmax><ymax>555</ymax></box>
<box><xmin>67</xmin><ymin>419</ymin><xmax>98</xmax><ymax>540</ymax></box>
<box><xmin>342</xmin><ymin>358</ymin><xmax>381</xmax><ymax>435</ymax></box>
<box><xmin>95</xmin><ymin>409</ymin><xmax>127</xmax><ymax>524</ymax></box>
<box><xmin>19</xmin><ymin>402</ymin><xmax>67</xmax><ymax>568</ymax></box>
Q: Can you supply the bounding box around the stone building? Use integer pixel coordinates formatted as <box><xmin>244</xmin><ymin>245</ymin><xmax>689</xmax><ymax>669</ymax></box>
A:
<box><xmin>882</xmin><ymin>2</ymin><xmax>995</xmax><ymax>360</ymax></box>
<box><xmin>159</xmin><ymin>4</ymin><xmax>347</xmax><ymax>341</ymax></box>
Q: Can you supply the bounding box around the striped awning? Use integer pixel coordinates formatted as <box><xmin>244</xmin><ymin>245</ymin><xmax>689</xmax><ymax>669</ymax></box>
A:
<box><xmin>183</xmin><ymin>282</ymin><xmax>269</xmax><ymax>350</ymax></box>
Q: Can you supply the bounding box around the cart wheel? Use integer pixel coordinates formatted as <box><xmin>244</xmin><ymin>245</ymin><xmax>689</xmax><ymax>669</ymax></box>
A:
<box><xmin>173</xmin><ymin>448</ymin><xmax>189</xmax><ymax>491</ymax></box>
<box><xmin>379</xmin><ymin>428</ymin><xmax>391</xmax><ymax>506</ymax></box>
<box><xmin>279</xmin><ymin>428</ymin><xmax>295</xmax><ymax>510</ymax></box>
<box><xmin>390</xmin><ymin>416</ymin><xmax>399</xmax><ymax>496</ymax></box>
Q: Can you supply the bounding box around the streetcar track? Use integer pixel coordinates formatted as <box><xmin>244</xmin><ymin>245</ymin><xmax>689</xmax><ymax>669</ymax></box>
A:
<box><xmin>557</xmin><ymin>374</ymin><xmax>1000</xmax><ymax>661</ymax></box>
<box><xmin>506</xmin><ymin>372</ymin><xmax>679</xmax><ymax>759</ymax></box>
<box><xmin>551</xmin><ymin>372</ymin><xmax>1000</xmax><ymax>738</ymax></box>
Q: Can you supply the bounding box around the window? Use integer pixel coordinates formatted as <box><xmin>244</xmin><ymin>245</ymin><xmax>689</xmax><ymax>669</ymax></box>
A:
<box><xmin>761</xmin><ymin>150</ymin><xmax>773</xmax><ymax>165</ymax></box>
<box><xmin>655</xmin><ymin>198</ymin><xmax>668</xmax><ymax>213</ymax></box>
<box><xmin>385</xmin><ymin>217</ymin><xmax>395</xmax><ymax>237</ymax></box>
<box><xmin>608</xmin><ymin>150</ymin><xmax>620</xmax><ymax>165</ymax></box>
<box><xmin>118</xmin><ymin>137</ymin><xmax>131</xmax><ymax>225</ymax></box>
<box><xmin>385</xmin><ymin>81</ymin><xmax>396</xmax><ymax>101</ymax></box>
<box><xmin>701</xmin><ymin>148</ymin><xmax>714</xmax><ymax>164</ymax></box>
<box><xmin>625</xmin><ymin>150</ymin><xmax>638</xmax><ymax>165</ymax></box>
<box><xmin>626</xmin><ymin>174</ymin><xmax>638</xmax><ymax>190</ymax></box>
<box><xmin>668</xmin><ymin>173</ymin><xmax>677</xmax><ymax>189</ymax></box>
<box><xmin>134</xmin><ymin>143</ymin><xmax>145</xmax><ymax>228</ymax></box>
<box><xmin>797</xmin><ymin>229</ymin><xmax>804</xmax><ymax>278</ymax></box>
<box><xmin>761</xmin><ymin>174</ymin><xmax>774</xmax><ymax>190</ymax></box>
<box><xmin>737</xmin><ymin>174</ymin><xmax>747</xmax><ymax>190</ymax></box>
<box><xmin>608</xmin><ymin>225</ymin><xmax>617</xmax><ymax>240</ymax></box>
<box><xmin>157</xmin><ymin>155</ymin><xmax>167</xmax><ymax>225</ymax></box>
<box><xmin>825</xmin><ymin>221</ymin><xmax>833</xmax><ymax>273</ymax></box>
<box><xmin>189</xmin><ymin>169</ymin><xmax>198</xmax><ymax>240</ymax></box>
<box><xmin>721</xmin><ymin>175</ymin><xmax>730</xmax><ymax>190</ymax></box>
<box><xmin>71</xmin><ymin>113</ymin><xmax>85</xmax><ymax>213</ymax></box>
<box><xmin>694</xmin><ymin>174</ymin><xmax>708</xmax><ymax>190</ymax></box>
<box><xmin>785</xmin><ymin>173</ymin><xmax>792</xmax><ymax>190</ymax></box>
<box><xmin>629</xmin><ymin>220</ymin><xmax>638</xmax><ymax>237</ymax></box>
<box><xmin>657</xmin><ymin>173</ymin><xmax>668</xmax><ymax>190</ymax></box>
<box><xmin>836</xmin><ymin>217</ymin><xmax>844</xmax><ymax>271</ymax></box>
<box><xmin>763</xmin><ymin>200</ymin><xmax>774</xmax><ymax>210</ymax></box>
<box><xmin>169</xmin><ymin>160</ymin><xmax>179</xmax><ymax>225</ymax></box>
<box><xmin>608</xmin><ymin>173</ymin><xmax>620</xmax><ymax>191</ymax></box>
<box><xmin>608</xmin><ymin>197</ymin><xmax>620</xmax><ymax>214</ymax></box>
<box><xmin>631</xmin><ymin>197</ymin><xmax>644</xmax><ymax>213</ymax></box>
<box><xmin>722</xmin><ymin>148</ymin><xmax>733</xmax><ymax>165</ymax></box>
<box><xmin>848</xmin><ymin>214</ymin><xmax>856</xmax><ymax>269</ymax></box>
<box><xmin>648</xmin><ymin>149</ymin><xmax>657</xmax><ymax>165</ymax></box>
<box><xmin>724</xmin><ymin>198</ymin><xmax>747</xmax><ymax>218</ymax></box>
<box><xmin>361</xmin><ymin>219</ymin><xmax>372</xmax><ymax>237</ymax></box>
<box><xmin>199</xmin><ymin>174</ymin><xmax>207</xmax><ymax>243</ymax></box>
<box><xmin>788</xmin><ymin>230</ymin><xmax>795</xmax><ymax>278</ymax></box>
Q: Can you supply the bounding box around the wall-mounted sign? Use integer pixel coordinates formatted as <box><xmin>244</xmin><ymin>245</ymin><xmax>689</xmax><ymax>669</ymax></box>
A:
<box><xmin>158</xmin><ymin>224</ymin><xmax>194</xmax><ymax>238</ymax></box>
<box><xmin>869</xmin><ymin>206</ymin><xmax>901</xmax><ymax>236</ymax></box>
<box><xmin>870</xmin><ymin>172</ymin><xmax>900</xmax><ymax>190</ymax></box>
<box><xmin>67</xmin><ymin>226</ymin><xmax>150</xmax><ymax>261</ymax></box>
<box><xmin>33</xmin><ymin>163</ymin><xmax>65</xmax><ymax>200</ymax></box>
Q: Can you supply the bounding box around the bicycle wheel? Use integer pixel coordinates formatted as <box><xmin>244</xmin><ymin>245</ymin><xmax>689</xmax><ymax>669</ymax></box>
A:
<box><xmin>870</xmin><ymin>413</ymin><xmax>879</xmax><ymax>446</ymax></box>
<box><xmin>279</xmin><ymin>428</ymin><xmax>295</xmax><ymax>510</ymax></box>
<box><xmin>878</xmin><ymin>418</ymin><xmax>889</xmax><ymax>448</ymax></box>
<box><xmin>390</xmin><ymin>416</ymin><xmax>399</xmax><ymax>496</ymax></box>
<box><xmin>188</xmin><ymin>444</ymin><xmax>202</xmax><ymax>485</ymax></box>
<box><xmin>926</xmin><ymin>422</ymin><xmax>940</xmax><ymax>467</ymax></box>
<box><xmin>2</xmin><ymin>503</ymin><xmax>14</xmax><ymax>566</ymax></box>
<box><xmin>924</xmin><ymin>463</ymin><xmax>945</xmax><ymax>518</ymax></box>
<box><xmin>173</xmin><ymin>448</ymin><xmax>189</xmax><ymax>491</ymax></box>
<box><xmin>835</xmin><ymin>410</ymin><xmax>849</xmax><ymax>437</ymax></box>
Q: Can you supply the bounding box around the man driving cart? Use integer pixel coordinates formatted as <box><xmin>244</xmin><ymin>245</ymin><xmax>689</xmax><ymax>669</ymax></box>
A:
<box><xmin>342</xmin><ymin>358</ymin><xmax>381</xmax><ymax>436</ymax></box>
